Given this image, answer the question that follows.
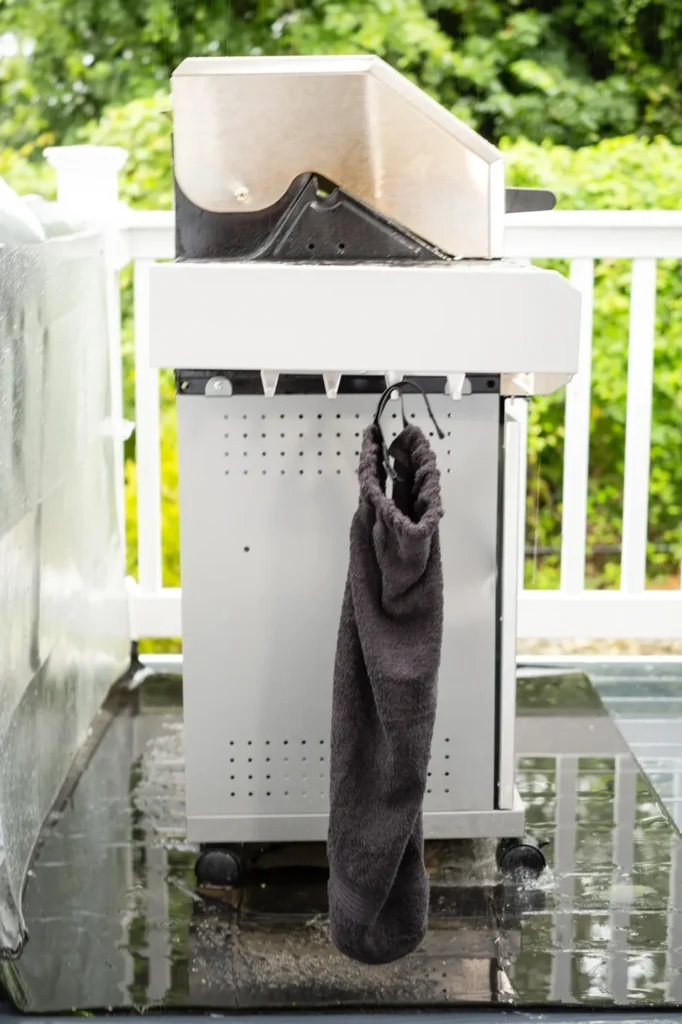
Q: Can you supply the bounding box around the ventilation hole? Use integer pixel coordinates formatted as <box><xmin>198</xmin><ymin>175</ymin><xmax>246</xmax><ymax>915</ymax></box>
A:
<box><xmin>299</xmin><ymin>432</ymin><xmax>303</xmax><ymax>438</ymax></box>
<box><xmin>447</xmin><ymin>468</ymin><xmax>451</xmax><ymax>474</ymax></box>
<box><xmin>354</xmin><ymin>413</ymin><xmax>360</xmax><ymax>419</ymax></box>
<box><xmin>281</xmin><ymin>452</ymin><xmax>285</xmax><ymax>457</ymax></box>
<box><xmin>302</xmin><ymin>757</ymin><xmax>307</xmax><ymax>762</ymax></box>
<box><xmin>307</xmin><ymin>242</ymin><xmax>315</xmax><ymax>251</ymax></box>
<box><xmin>318</xmin><ymin>469</ymin><xmax>322</xmax><ymax>474</ymax></box>
<box><xmin>265</xmin><ymin>740</ymin><xmax>270</xmax><ymax>745</ymax></box>
<box><xmin>355</xmin><ymin>432</ymin><xmax>359</xmax><ymax>438</ymax></box>
<box><xmin>225</xmin><ymin>432</ymin><xmax>229</xmax><ymax>438</ymax></box>
<box><xmin>248</xmin><ymin>791</ymin><xmax>253</xmax><ymax>797</ymax></box>
<box><xmin>337</xmin><ymin>242</ymin><xmax>345</xmax><ymax>251</ymax></box>
<box><xmin>427</xmin><ymin>788</ymin><xmax>432</xmax><ymax>794</ymax></box>
<box><xmin>317</xmin><ymin>414</ymin><xmax>322</xmax><ymax>419</ymax></box>
<box><xmin>429</xmin><ymin>432</ymin><xmax>434</xmax><ymax>437</ymax></box>
<box><xmin>392</xmin><ymin>414</ymin><xmax>397</xmax><ymax>419</ymax></box>
<box><xmin>265</xmin><ymin>757</ymin><xmax>270</xmax><ymax>763</ymax></box>
<box><xmin>284</xmin><ymin>757</ymin><xmax>289</xmax><ymax>762</ymax></box>
<box><xmin>248</xmin><ymin>757</ymin><xmax>253</xmax><ymax>763</ymax></box>
<box><xmin>320</xmin><ymin>756</ymin><xmax>324</xmax><ymax>761</ymax></box>
<box><xmin>280</xmin><ymin>469</ymin><xmax>285</xmax><ymax>475</ymax></box>
<box><xmin>266</xmin><ymin>774</ymin><xmax>271</xmax><ymax>780</ymax></box>
<box><xmin>225</xmin><ymin>470</ymin><xmax>230</xmax><ymax>475</ymax></box>
<box><xmin>284</xmin><ymin>790</ymin><xmax>289</xmax><ymax>796</ymax></box>
<box><xmin>445</xmin><ymin>737</ymin><xmax>450</xmax><ymax>742</ymax></box>
<box><xmin>280</xmin><ymin>414</ymin><xmax>285</xmax><ymax>419</ymax></box>
<box><xmin>317</xmin><ymin>432</ymin><xmax>322</xmax><ymax>438</ymax></box>
<box><xmin>243</xmin><ymin>451</ymin><xmax>247</xmax><ymax>457</ymax></box>
<box><xmin>336</xmin><ymin>469</ymin><xmax>341</xmax><ymax>474</ymax></box>
<box><xmin>224</xmin><ymin>415</ymin><xmax>229</xmax><ymax>420</ymax></box>
<box><xmin>445</xmin><ymin>754</ymin><xmax>450</xmax><ymax>760</ymax></box>
<box><xmin>301</xmin><ymin>740</ymin><xmax>307</xmax><ymax>745</ymax></box>
<box><xmin>262</xmin><ymin>469</ymin><xmax>266</xmax><ymax>474</ymax></box>
<box><xmin>231</xmin><ymin>792</ymin><xmax>235</xmax><ymax>797</ymax></box>
<box><xmin>299</xmin><ymin>469</ymin><xmax>304</xmax><ymax>474</ymax></box>
<box><xmin>411</xmin><ymin>413</ymin><xmax>415</xmax><ymax>419</ymax></box>
<box><xmin>261</xmin><ymin>432</ymin><xmax>266</xmax><ymax>438</ymax></box>
<box><xmin>320</xmin><ymin>740</ymin><xmax>324</xmax><ymax>744</ymax></box>
<box><xmin>299</xmin><ymin>451</ymin><xmax>304</xmax><ymax>456</ymax></box>
<box><xmin>487</xmin><ymin>378</ymin><xmax>495</xmax><ymax>389</ymax></box>
<box><xmin>336</xmin><ymin>432</ymin><xmax>341</xmax><ymax>438</ymax></box>
<box><xmin>244</xmin><ymin>546</ymin><xmax>250</xmax><ymax>553</ymax></box>
<box><xmin>229</xmin><ymin>758</ymin><xmax>234</xmax><ymax>763</ymax></box>
<box><xmin>445</xmin><ymin>788</ymin><xmax>450</xmax><ymax>794</ymax></box>
<box><xmin>443</xmin><ymin>973</ymin><xmax>447</xmax><ymax>979</ymax></box>
<box><xmin>447</xmin><ymin>431</ymin><xmax>451</xmax><ymax>437</ymax></box>
<box><xmin>247</xmin><ymin>740</ymin><xmax>252</xmax><ymax>746</ymax></box>
<box><xmin>447</xmin><ymin>450</ymin><xmax>451</xmax><ymax>455</ymax></box>
<box><xmin>280</xmin><ymin>432</ymin><xmax>285</xmax><ymax>438</ymax></box>
<box><xmin>428</xmin><ymin>772</ymin><xmax>432</xmax><ymax>777</ymax></box>
<box><xmin>445</xmin><ymin>771</ymin><xmax>450</xmax><ymax>777</ymax></box>
<box><xmin>354</xmin><ymin>450</ymin><xmax>359</xmax><ymax>456</ymax></box>
<box><xmin>229</xmin><ymin>741</ymin><xmax>234</xmax><ymax>746</ymax></box>
<box><xmin>283</xmin><ymin>740</ymin><xmax>289</xmax><ymax>745</ymax></box>
<box><xmin>248</xmin><ymin>775</ymin><xmax>253</xmax><ymax>780</ymax></box>
<box><xmin>266</xmin><ymin>791</ymin><xmax>271</xmax><ymax>797</ymax></box>
<box><xmin>242</xmin><ymin>414</ymin><xmax>247</xmax><ymax>420</ymax></box>
<box><xmin>336</xmin><ymin>451</ymin><xmax>341</xmax><ymax>456</ymax></box>
<box><xmin>298</xmin><ymin>414</ymin><xmax>303</xmax><ymax>419</ymax></box>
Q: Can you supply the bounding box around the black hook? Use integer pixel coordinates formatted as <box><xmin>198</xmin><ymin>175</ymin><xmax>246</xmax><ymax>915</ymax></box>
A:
<box><xmin>373</xmin><ymin>380</ymin><xmax>445</xmax><ymax>480</ymax></box>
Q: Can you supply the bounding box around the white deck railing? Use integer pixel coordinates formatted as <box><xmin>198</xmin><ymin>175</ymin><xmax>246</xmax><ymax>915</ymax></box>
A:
<box><xmin>48</xmin><ymin>148</ymin><xmax>682</xmax><ymax>642</ymax></box>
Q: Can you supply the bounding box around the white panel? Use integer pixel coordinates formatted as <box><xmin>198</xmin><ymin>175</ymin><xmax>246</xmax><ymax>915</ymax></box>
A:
<box><xmin>134</xmin><ymin>259</ymin><xmax>163</xmax><ymax>591</ymax></box>
<box><xmin>148</xmin><ymin>260</ymin><xmax>581</xmax><ymax>376</ymax></box>
<box><xmin>177</xmin><ymin>394</ymin><xmax>501</xmax><ymax>842</ymax></box>
<box><xmin>560</xmin><ymin>258</ymin><xmax>594</xmax><ymax>593</ymax></box>
<box><xmin>621</xmin><ymin>258</ymin><xmax>657</xmax><ymax>593</ymax></box>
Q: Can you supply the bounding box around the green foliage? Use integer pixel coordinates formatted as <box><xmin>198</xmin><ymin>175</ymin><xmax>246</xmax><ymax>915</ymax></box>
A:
<box><xmin>503</xmin><ymin>135</ymin><xmax>682</xmax><ymax>589</ymax></box>
<box><xmin>1</xmin><ymin>0</ymin><xmax>682</xmax><ymax>150</ymax></box>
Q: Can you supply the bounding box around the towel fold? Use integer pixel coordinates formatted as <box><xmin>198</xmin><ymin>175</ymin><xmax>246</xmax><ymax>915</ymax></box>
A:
<box><xmin>328</xmin><ymin>419</ymin><xmax>444</xmax><ymax>964</ymax></box>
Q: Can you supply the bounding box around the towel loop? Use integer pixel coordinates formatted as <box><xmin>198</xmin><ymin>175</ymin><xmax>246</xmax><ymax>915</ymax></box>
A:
<box><xmin>373</xmin><ymin>380</ymin><xmax>445</xmax><ymax>480</ymax></box>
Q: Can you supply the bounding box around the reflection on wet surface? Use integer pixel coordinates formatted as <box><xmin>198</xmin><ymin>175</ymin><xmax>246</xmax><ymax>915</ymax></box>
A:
<box><xmin>2</xmin><ymin>670</ymin><xmax>682</xmax><ymax>1011</ymax></box>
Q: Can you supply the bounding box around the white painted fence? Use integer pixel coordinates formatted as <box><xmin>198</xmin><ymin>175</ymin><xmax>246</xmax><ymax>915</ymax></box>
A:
<box><xmin>49</xmin><ymin>148</ymin><xmax>682</xmax><ymax>642</ymax></box>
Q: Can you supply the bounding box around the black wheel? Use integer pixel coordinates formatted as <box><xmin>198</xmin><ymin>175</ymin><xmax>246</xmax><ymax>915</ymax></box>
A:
<box><xmin>497</xmin><ymin>836</ymin><xmax>547</xmax><ymax>877</ymax></box>
<box><xmin>195</xmin><ymin>847</ymin><xmax>244</xmax><ymax>887</ymax></box>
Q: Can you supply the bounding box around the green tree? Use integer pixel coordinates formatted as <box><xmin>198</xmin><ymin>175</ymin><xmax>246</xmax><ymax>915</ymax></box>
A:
<box><xmin>1</xmin><ymin>0</ymin><xmax>681</xmax><ymax>151</ymax></box>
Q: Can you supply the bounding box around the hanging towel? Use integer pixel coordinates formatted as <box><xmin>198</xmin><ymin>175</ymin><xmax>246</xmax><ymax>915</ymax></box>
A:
<box><xmin>328</xmin><ymin>383</ymin><xmax>445</xmax><ymax>965</ymax></box>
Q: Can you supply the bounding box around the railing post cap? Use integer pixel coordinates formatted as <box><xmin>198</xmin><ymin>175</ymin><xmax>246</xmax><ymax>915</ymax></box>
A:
<box><xmin>45</xmin><ymin>145</ymin><xmax>128</xmax><ymax>172</ymax></box>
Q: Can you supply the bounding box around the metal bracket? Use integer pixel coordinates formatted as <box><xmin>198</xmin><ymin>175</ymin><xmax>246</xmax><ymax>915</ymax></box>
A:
<box><xmin>385</xmin><ymin>371</ymin><xmax>403</xmax><ymax>399</ymax></box>
<box><xmin>204</xmin><ymin>376</ymin><xmax>233</xmax><ymax>397</ymax></box>
<box><xmin>260</xmin><ymin>371</ymin><xmax>279</xmax><ymax>398</ymax></box>
<box><xmin>445</xmin><ymin>373</ymin><xmax>466</xmax><ymax>400</ymax></box>
<box><xmin>322</xmin><ymin>373</ymin><xmax>342</xmax><ymax>399</ymax></box>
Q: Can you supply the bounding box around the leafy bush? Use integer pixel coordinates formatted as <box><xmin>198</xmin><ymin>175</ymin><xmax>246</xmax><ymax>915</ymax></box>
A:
<box><xmin>2</xmin><ymin>0</ymin><xmax>682</xmax><ymax>149</ymax></box>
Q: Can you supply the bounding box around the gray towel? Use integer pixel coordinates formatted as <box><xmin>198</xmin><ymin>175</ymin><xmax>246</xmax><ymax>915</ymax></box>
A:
<box><xmin>328</xmin><ymin>418</ymin><xmax>444</xmax><ymax>965</ymax></box>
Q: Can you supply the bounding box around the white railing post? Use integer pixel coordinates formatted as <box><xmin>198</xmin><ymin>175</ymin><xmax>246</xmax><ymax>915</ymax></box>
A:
<box><xmin>621</xmin><ymin>258</ymin><xmax>657</xmax><ymax>592</ymax></box>
<box><xmin>134</xmin><ymin>259</ymin><xmax>162</xmax><ymax>592</ymax></box>
<box><xmin>45</xmin><ymin>145</ymin><xmax>129</xmax><ymax>571</ymax></box>
<box><xmin>560</xmin><ymin>258</ymin><xmax>595</xmax><ymax>593</ymax></box>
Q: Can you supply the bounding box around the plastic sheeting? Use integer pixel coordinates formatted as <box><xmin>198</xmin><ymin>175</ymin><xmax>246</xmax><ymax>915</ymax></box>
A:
<box><xmin>0</xmin><ymin>198</ymin><xmax>130</xmax><ymax>957</ymax></box>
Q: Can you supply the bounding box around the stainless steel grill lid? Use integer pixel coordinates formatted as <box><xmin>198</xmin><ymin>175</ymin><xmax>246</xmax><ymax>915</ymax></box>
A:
<box><xmin>172</xmin><ymin>55</ymin><xmax>506</xmax><ymax>259</ymax></box>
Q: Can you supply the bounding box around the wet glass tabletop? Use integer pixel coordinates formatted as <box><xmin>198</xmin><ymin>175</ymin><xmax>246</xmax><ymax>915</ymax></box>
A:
<box><xmin>2</xmin><ymin>670</ymin><xmax>681</xmax><ymax>1012</ymax></box>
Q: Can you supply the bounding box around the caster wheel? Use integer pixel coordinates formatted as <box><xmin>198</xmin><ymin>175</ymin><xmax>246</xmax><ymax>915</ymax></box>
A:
<box><xmin>497</xmin><ymin>837</ymin><xmax>547</xmax><ymax>877</ymax></box>
<box><xmin>195</xmin><ymin>848</ymin><xmax>244</xmax><ymax>887</ymax></box>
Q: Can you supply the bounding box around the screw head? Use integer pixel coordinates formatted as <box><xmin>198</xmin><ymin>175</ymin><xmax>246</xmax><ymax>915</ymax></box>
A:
<box><xmin>234</xmin><ymin>185</ymin><xmax>249</xmax><ymax>203</ymax></box>
<box><xmin>213</xmin><ymin>379</ymin><xmax>224</xmax><ymax>392</ymax></box>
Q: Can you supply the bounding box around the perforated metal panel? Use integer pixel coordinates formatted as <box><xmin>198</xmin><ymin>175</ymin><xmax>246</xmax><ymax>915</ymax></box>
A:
<box><xmin>178</xmin><ymin>393</ymin><xmax>508</xmax><ymax>842</ymax></box>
